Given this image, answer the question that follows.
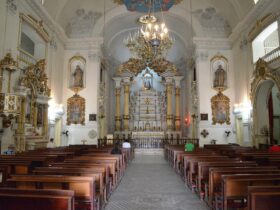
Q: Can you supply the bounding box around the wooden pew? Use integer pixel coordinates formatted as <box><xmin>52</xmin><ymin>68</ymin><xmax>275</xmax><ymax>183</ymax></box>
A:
<box><xmin>7</xmin><ymin>174</ymin><xmax>98</xmax><ymax>210</ymax></box>
<box><xmin>186</xmin><ymin>157</ymin><xmax>237</xmax><ymax>187</ymax></box>
<box><xmin>197</xmin><ymin>161</ymin><xmax>258</xmax><ymax>198</ymax></box>
<box><xmin>208</xmin><ymin>166</ymin><xmax>279</xmax><ymax>207</ymax></box>
<box><xmin>33</xmin><ymin>166</ymin><xmax>107</xmax><ymax>204</ymax></box>
<box><xmin>0</xmin><ymin>188</ymin><xmax>74</xmax><ymax>210</ymax></box>
<box><xmin>65</xmin><ymin>158</ymin><xmax>118</xmax><ymax>188</ymax></box>
<box><xmin>53</xmin><ymin>162</ymin><xmax>112</xmax><ymax>195</ymax></box>
<box><xmin>221</xmin><ymin>174</ymin><xmax>280</xmax><ymax>210</ymax></box>
<box><xmin>248</xmin><ymin>186</ymin><xmax>280</xmax><ymax>210</ymax></box>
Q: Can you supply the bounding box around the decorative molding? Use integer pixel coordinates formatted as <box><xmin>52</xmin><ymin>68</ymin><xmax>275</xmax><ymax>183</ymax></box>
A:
<box><xmin>228</xmin><ymin>0</ymin><xmax>272</xmax><ymax>44</ymax></box>
<box><xmin>64</xmin><ymin>37</ymin><xmax>103</xmax><ymax>51</ymax></box>
<box><xmin>19</xmin><ymin>13</ymin><xmax>50</xmax><ymax>43</ymax></box>
<box><xmin>211</xmin><ymin>92</ymin><xmax>231</xmax><ymax>125</ymax></box>
<box><xmin>6</xmin><ymin>0</ymin><xmax>17</xmax><ymax>14</ymax></box>
<box><xmin>65</xmin><ymin>9</ymin><xmax>102</xmax><ymax>39</ymax></box>
<box><xmin>193</xmin><ymin>7</ymin><xmax>231</xmax><ymax>37</ymax></box>
<box><xmin>25</xmin><ymin>0</ymin><xmax>70</xmax><ymax>44</ymax></box>
<box><xmin>248</xmin><ymin>12</ymin><xmax>280</xmax><ymax>42</ymax></box>
<box><xmin>251</xmin><ymin>58</ymin><xmax>280</xmax><ymax>146</ymax></box>
<box><xmin>193</xmin><ymin>37</ymin><xmax>232</xmax><ymax>50</ymax></box>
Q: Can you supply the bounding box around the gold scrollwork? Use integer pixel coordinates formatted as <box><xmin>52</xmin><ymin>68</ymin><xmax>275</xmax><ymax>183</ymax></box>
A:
<box><xmin>19</xmin><ymin>59</ymin><xmax>51</xmax><ymax>96</ymax></box>
<box><xmin>117</xmin><ymin>57</ymin><xmax>177</xmax><ymax>75</ymax></box>
<box><xmin>248</xmin><ymin>12</ymin><xmax>280</xmax><ymax>42</ymax></box>
<box><xmin>251</xmin><ymin>59</ymin><xmax>280</xmax><ymax>146</ymax></box>
<box><xmin>67</xmin><ymin>94</ymin><xmax>85</xmax><ymax>125</ymax></box>
<box><xmin>211</xmin><ymin>92</ymin><xmax>230</xmax><ymax>125</ymax></box>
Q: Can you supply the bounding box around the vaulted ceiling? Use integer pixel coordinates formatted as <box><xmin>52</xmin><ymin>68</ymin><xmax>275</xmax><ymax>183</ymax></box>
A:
<box><xmin>41</xmin><ymin>0</ymin><xmax>255</xmax><ymax>64</ymax></box>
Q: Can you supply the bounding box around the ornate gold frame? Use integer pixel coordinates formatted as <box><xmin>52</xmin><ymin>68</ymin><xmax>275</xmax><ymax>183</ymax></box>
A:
<box><xmin>18</xmin><ymin>14</ymin><xmax>50</xmax><ymax>68</ymax></box>
<box><xmin>211</xmin><ymin>92</ymin><xmax>230</xmax><ymax>125</ymax></box>
<box><xmin>248</xmin><ymin>12</ymin><xmax>280</xmax><ymax>42</ymax></box>
<box><xmin>68</xmin><ymin>56</ymin><xmax>86</xmax><ymax>93</ymax></box>
<box><xmin>251</xmin><ymin>59</ymin><xmax>280</xmax><ymax>146</ymax></box>
<box><xmin>67</xmin><ymin>94</ymin><xmax>85</xmax><ymax>125</ymax></box>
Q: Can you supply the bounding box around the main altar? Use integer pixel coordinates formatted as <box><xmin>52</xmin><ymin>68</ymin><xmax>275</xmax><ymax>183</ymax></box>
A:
<box><xmin>113</xmin><ymin>66</ymin><xmax>183</xmax><ymax>140</ymax></box>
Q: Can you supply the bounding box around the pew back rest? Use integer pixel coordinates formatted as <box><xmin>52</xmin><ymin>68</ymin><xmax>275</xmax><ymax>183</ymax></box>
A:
<box><xmin>0</xmin><ymin>188</ymin><xmax>75</xmax><ymax>210</ymax></box>
<box><xmin>7</xmin><ymin>175</ymin><xmax>94</xmax><ymax>200</ymax></box>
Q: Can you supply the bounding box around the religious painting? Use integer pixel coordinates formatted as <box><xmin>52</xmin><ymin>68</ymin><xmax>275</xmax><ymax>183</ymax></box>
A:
<box><xmin>211</xmin><ymin>92</ymin><xmax>230</xmax><ymax>125</ymax></box>
<box><xmin>37</xmin><ymin>104</ymin><xmax>44</xmax><ymax>126</ymax></box>
<box><xmin>68</xmin><ymin>56</ymin><xmax>86</xmax><ymax>93</ymax></box>
<box><xmin>67</xmin><ymin>94</ymin><xmax>85</xmax><ymax>125</ymax></box>
<box><xmin>210</xmin><ymin>55</ymin><xmax>228</xmax><ymax>92</ymax></box>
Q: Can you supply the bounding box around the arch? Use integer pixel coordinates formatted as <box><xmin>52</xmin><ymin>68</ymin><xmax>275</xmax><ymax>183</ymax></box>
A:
<box><xmin>251</xmin><ymin>59</ymin><xmax>280</xmax><ymax>147</ymax></box>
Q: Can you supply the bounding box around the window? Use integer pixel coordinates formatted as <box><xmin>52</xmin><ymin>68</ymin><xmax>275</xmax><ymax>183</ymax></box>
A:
<box><xmin>254</xmin><ymin>0</ymin><xmax>259</xmax><ymax>4</ymax></box>
<box><xmin>252</xmin><ymin>21</ymin><xmax>279</xmax><ymax>63</ymax></box>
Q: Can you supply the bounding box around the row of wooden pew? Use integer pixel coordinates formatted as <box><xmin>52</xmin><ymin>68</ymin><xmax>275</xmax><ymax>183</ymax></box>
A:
<box><xmin>0</xmin><ymin>144</ymin><xmax>134</xmax><ymax>210</ymax></box>
<box><xmin>165</xmin><ymin>144</ymin><xmax>280</xmax><ymax>210</ymax></box>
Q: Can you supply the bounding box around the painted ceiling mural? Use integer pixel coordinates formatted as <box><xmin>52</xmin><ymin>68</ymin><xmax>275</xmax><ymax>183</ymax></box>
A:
<box><xmin>114</xmin><ymin>0</ymin><xmax>183</xmax><ymax>13</ymax></box>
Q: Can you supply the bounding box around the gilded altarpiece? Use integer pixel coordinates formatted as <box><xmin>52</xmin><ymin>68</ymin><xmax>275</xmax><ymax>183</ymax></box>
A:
<box><xmin>67</xmin><ymin>94</ymin><xmax>85</xmax><ymax>125</ymax></box>
<box><xmin>211</xmin><ymin>92</ymin><xmax>230</xmax><ymax>125</ymax></box>
<box><xmin>16</xmin><ymin>60</ymin><xmax>51</xmax><ymax>151</ymax></box>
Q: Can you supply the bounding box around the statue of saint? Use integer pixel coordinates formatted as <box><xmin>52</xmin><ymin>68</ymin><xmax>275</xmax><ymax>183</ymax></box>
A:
<box><xmin>213</xmin><ymin>65</ymin><xmax>226</xmax><ymax>88</ymax></box>
<box><xmin>73</xmin><ymin>65</ymin><xmax>83</xmax><ymax>87</ymax></box>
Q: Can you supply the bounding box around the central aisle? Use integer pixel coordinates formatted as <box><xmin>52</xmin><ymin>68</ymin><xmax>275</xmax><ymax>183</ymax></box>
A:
<box><xmin>105</xmin><ymin>153</ymin><xmax>208</xmax><ymax>210</ymax></box>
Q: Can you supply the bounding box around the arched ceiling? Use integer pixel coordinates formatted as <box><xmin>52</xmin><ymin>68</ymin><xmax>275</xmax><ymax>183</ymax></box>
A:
<box><xmin>41</xmin><ymin>0</ymin><xmax>255</xmax><ymax>64</ymax></box>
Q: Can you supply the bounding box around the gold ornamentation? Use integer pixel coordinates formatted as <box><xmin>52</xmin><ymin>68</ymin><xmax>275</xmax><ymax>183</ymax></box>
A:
<box><xmin>0</xmin><ymin>93</ymin><xmax>22</xmax><ymax>118</ymax></box>
<box><xmin>211</xmin><ymin>92</ymin><xmax>230</xmax><ymax>125</ymax></box>
<box><xmin>117</xmin><ymin>57</ymin><xmax>177</xmax><ymax>75</ymax></box>
<box><xmin>251</xmin><ymin>59</ymin><xmax>280</xmax><ymax>146</ymax></box>
<box><xmin>113</xmin><ymin>0</ymin><xmax>183</xmax><ymax>5</ymax></box>
<box><xmin>0</xmin><ymin>53</ymin><xmax>18</xmax><ymax>71</ymax></box>
<box><xmin>211</xmin><ymin>55</ymin><xmax>228</xmax><ymax>92</ymax></box>
<box><xmin>19</xmin><ymin>13</ymin><xmax>50</xmax><ymax>43</ymax></box>
<box><xmin>19</xmin><ymin>59</ymin><xmax>51</xmax><ymax>96</ymax></box>
<box><xmin>68</xmin><ymin>56</ymin><xmax>86</xmax><ymax>93</ymax></box>
<box><xmin>67</xmin><ymin>94</ymin><xmax>85</xmax><ymax>125</ymax></box>
<box><xmin>248</xmin><ymin>12</ymin><xmax>280</xmax><ymax>42</ymax></box>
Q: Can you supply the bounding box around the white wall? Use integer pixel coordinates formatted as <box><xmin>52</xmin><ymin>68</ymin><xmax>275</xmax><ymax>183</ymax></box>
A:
<box><xmin>195</xmin><ymin>47</ymin><xmax>236</xmax><ymax>146</ymax></box>
<box><xmin>62</xmin><ymin>49</ymin><xmax>100</xmax><ymax>145</ymax></box>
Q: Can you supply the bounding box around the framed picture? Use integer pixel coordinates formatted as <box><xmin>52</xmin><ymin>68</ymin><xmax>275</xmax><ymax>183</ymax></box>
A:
<box><xmin>68</xmin><ymin>56</ymin><xmax>86</xmax><ymax>92</ymax></box>
<box><xmin>89</xmin><ymin>114</ymin><xmax>96</xmax><ymax>121</ymax></box>
<box><xmin>211</xmin><ymin>92</ymin><xmax>230</xmax><ymax>125</ymax></box>
<box><xmin>200</xmin><ymin>113</ymin><xmax>208</xmax><ymax>121</ymax></box>
<box><xmin>67</xmin><ymin>94</ymin><xmax>85</xmax><ymax>125</ymax></box>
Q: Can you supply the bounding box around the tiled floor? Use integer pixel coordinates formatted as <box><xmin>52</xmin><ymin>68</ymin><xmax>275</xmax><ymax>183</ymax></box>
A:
<box><xmin>104</xmin><ymin>153</ymin><xmax>208</xmax><ymax>210</ymax></box>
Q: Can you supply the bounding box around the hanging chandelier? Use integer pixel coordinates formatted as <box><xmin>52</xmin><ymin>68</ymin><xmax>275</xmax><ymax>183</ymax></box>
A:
<box><xmin>124</xmin><ymin>0</ymin><xmax>173</xmax><ymax>61</ymax></box>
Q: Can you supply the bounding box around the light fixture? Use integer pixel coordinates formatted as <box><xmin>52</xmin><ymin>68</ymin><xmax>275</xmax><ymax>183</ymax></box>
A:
<box><xmin>124</xmin><ymin>0</ymin><xmax>173</xmax><ymax>61</ymax></box>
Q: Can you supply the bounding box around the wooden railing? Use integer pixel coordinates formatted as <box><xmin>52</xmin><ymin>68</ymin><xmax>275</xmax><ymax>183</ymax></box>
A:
<box><xmin>98</xmin><ymin>138</ymin><xmax>199</xmax><ymax>148</ymax></box>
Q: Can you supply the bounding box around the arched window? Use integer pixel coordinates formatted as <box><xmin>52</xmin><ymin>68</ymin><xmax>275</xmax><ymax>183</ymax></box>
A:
<box><xmin>252</xmin><ymin>21</ymin><xmax>279</xmax><ymax>63</ymax></box>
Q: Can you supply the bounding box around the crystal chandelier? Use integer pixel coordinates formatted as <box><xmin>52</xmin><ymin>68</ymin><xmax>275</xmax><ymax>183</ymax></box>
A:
<box><xmin>124</xmin><ymin>0</ymin><xmax>173</xmax><ymax>61</ymax></box>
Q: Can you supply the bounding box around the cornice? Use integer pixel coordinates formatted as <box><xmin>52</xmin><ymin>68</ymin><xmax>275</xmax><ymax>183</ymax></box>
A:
<box><xmin>229</xmin><ymin>0</ymin><xmax>271</xmax><ymax>43</ymax></box>
<box><xmin>64</xmin><ymin>37</ymin><xmax>104</xmax><ymax>51</ymax></box>
<box><xmin>193</xmin><ymin>37</ymin><xmax>232</xmax><ymax>50</ymax></box>
<box><xmin>25</xmin><ymin>0</ymin><xmax>68</xmax><ymax>44</ymax></box>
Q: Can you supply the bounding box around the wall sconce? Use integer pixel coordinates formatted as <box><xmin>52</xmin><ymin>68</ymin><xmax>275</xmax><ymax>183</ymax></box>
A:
<box><xmin>200</xmin><ymin>129</ymin><xmax>209</xmax><ymax>138</ymax></box>
<box><xmin>225</xmin><ymin>130</ymin><xmax>231</xmax><ymax>137</ymax></box>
